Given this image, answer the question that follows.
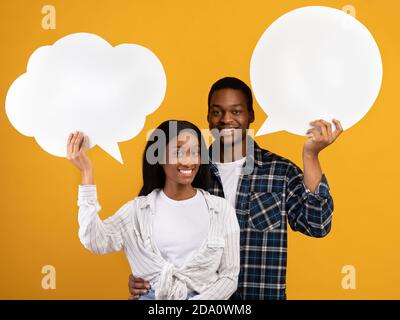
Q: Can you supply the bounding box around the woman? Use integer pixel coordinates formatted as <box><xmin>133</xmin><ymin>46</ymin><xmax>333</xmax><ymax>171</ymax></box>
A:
<box><xmin>67</xmin><ymin>120</ymin><xmax>240</xmax><ymax>300</ymax></box>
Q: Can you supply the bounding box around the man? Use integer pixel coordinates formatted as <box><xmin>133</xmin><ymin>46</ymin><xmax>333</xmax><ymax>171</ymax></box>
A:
<box><xmin>128</xmin><ymin>77</ymin><xmax>343</xmax><ymax>300</ymax></box>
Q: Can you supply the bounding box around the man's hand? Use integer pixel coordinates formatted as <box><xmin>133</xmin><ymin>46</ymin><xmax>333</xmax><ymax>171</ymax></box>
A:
<box><xmin>303</xmin><ymin>119</ymin><xmax>343</xmax><ymax>157</ymax></box>
<box><xmin>302</xmin><ymin>119</ymin><xmax>343</xmax><ymax>192</ymax></box>
<box><xmin>128</xmin><ymin>274</ymin><xmax>151</xmax><ymax>300</ymax></box>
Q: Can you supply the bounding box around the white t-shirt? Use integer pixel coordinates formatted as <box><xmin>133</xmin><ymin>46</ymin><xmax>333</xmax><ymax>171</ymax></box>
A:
<box><xmin>214</xmin><ymin>157</ymin><xmax>246</xmax><ymax>209</ymax></box>
<box><xmin>153</xmin><ymin>189</ymin><xmax>210</xmax><ymax>268</ymax></box>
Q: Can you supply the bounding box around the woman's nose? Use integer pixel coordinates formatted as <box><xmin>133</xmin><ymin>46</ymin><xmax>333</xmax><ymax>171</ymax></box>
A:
<box><xmin>178</xmin><ymin>152</ymin><xmax>199</xmax><ymax>166</ymax></box>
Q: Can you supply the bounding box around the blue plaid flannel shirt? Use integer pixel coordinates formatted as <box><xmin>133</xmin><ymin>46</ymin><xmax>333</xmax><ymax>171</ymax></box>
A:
<box><xmin>208</xmin><ymin>138</ymin><xmax>333</xmax><ymax>300</ymax></box>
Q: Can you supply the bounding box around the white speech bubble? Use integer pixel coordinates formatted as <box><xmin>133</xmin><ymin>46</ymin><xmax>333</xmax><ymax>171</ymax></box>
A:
<box><xmin>5</xmin><ymin>32</ymin><xmax>167</xmax><ymax>163</ymax></box>
<box><xmin>250</xmin><ymin>6</ymin><xmax>383</xmax><ymax>136</ymax></box>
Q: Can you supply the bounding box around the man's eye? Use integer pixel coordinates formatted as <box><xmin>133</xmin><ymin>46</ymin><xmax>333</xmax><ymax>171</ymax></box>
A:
<box><xmin>212</xmin><ymin>110</ymin><xmax>221</xmax><ymax>115</ymax></box>
<box><xmin>232</xmin><ymin>110</ymin><xmax>241</xmax><ymax>115</ymax></box>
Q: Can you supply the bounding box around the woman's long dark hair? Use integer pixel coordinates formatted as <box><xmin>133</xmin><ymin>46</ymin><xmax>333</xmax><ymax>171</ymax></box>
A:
<box><xmin>139</xmin><ymin>120</ymin><xmax>211</xmax><ymax>196</ymax></box>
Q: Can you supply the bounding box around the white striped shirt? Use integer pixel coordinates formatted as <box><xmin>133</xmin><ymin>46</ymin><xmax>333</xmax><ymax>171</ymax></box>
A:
<box><xmin>77</xmin><ymin>185</ymin><xmax>240</xmax><ymax>300</ymax></box>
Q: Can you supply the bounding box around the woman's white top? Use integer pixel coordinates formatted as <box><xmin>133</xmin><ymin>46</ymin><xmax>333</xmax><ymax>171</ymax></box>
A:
<box><xmin>77</xmin><ymin>185</ymin><xmax>240</xmax><ymax>300</ymax></box>
<box><xmin>153</xmin><ymin>189</ymin><xmax>209</xmax><ymax>269</ymax></box>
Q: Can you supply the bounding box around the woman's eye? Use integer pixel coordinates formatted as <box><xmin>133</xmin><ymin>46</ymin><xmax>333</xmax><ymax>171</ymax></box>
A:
<box><xmin>176</xmin><ymin>149</ymin><xmax>199</xmax><ymax>158</ymax></box>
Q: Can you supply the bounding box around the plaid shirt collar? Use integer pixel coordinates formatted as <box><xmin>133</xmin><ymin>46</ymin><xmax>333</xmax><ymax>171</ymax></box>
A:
<box><xmin>208</xmin><ymin>135</ymin><xmax>268</xmax><ymax>176</ymax></box>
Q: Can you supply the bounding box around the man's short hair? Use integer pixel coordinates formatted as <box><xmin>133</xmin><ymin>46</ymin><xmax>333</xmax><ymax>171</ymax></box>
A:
<box><xmin>208</xmin><ymin>77</ymin><xmax>254</xmax><ymax>115</ymax></box>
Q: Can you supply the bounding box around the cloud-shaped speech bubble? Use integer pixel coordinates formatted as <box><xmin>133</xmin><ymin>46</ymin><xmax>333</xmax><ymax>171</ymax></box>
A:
<box><xmin>250</xmin><ymin>6</ymin><xmax>383</xmax><ymax>136</ymax></box>
<box><xmin>5</xmin><ymin>32</ymin><xmax>166</xmax><ymax>163</ymax></box>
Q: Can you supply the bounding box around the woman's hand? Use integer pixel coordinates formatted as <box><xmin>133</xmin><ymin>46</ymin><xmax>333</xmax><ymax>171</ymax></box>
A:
<box><xmin>67</xmin><ymin>131</ymin><xmax>94</xmax><ymax>184</ymax></box>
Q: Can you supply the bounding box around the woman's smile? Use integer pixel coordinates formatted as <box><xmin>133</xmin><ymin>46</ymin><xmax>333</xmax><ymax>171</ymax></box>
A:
<box><xmin>178</xmin><ymin>168</ymin><xmax>194</xmax><ymax>176</ymax></box>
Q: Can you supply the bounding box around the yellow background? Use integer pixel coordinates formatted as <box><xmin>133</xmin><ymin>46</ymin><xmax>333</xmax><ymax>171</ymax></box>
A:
<box><xmin>0</xmin><ymin>0</ymin><xmax>399</xmax><ymax>299</ymax></box>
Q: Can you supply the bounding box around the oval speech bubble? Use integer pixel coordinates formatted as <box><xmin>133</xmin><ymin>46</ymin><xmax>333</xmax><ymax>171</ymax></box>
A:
<box><xmin>250</xmin><ymin>6</ymin><xmax>383</xmax><ymax>136</ymax></box>
<box><xmin>5</xmin><ymin>33</ymin><xmax>167</xmax><ymax>163</ymax></box>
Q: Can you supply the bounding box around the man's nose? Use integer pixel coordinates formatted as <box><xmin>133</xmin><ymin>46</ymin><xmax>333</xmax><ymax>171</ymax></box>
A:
<box><xmin>221</xmin><ymin>112</ymin><xmax>234</xmax><ymax>124</ymax></box>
